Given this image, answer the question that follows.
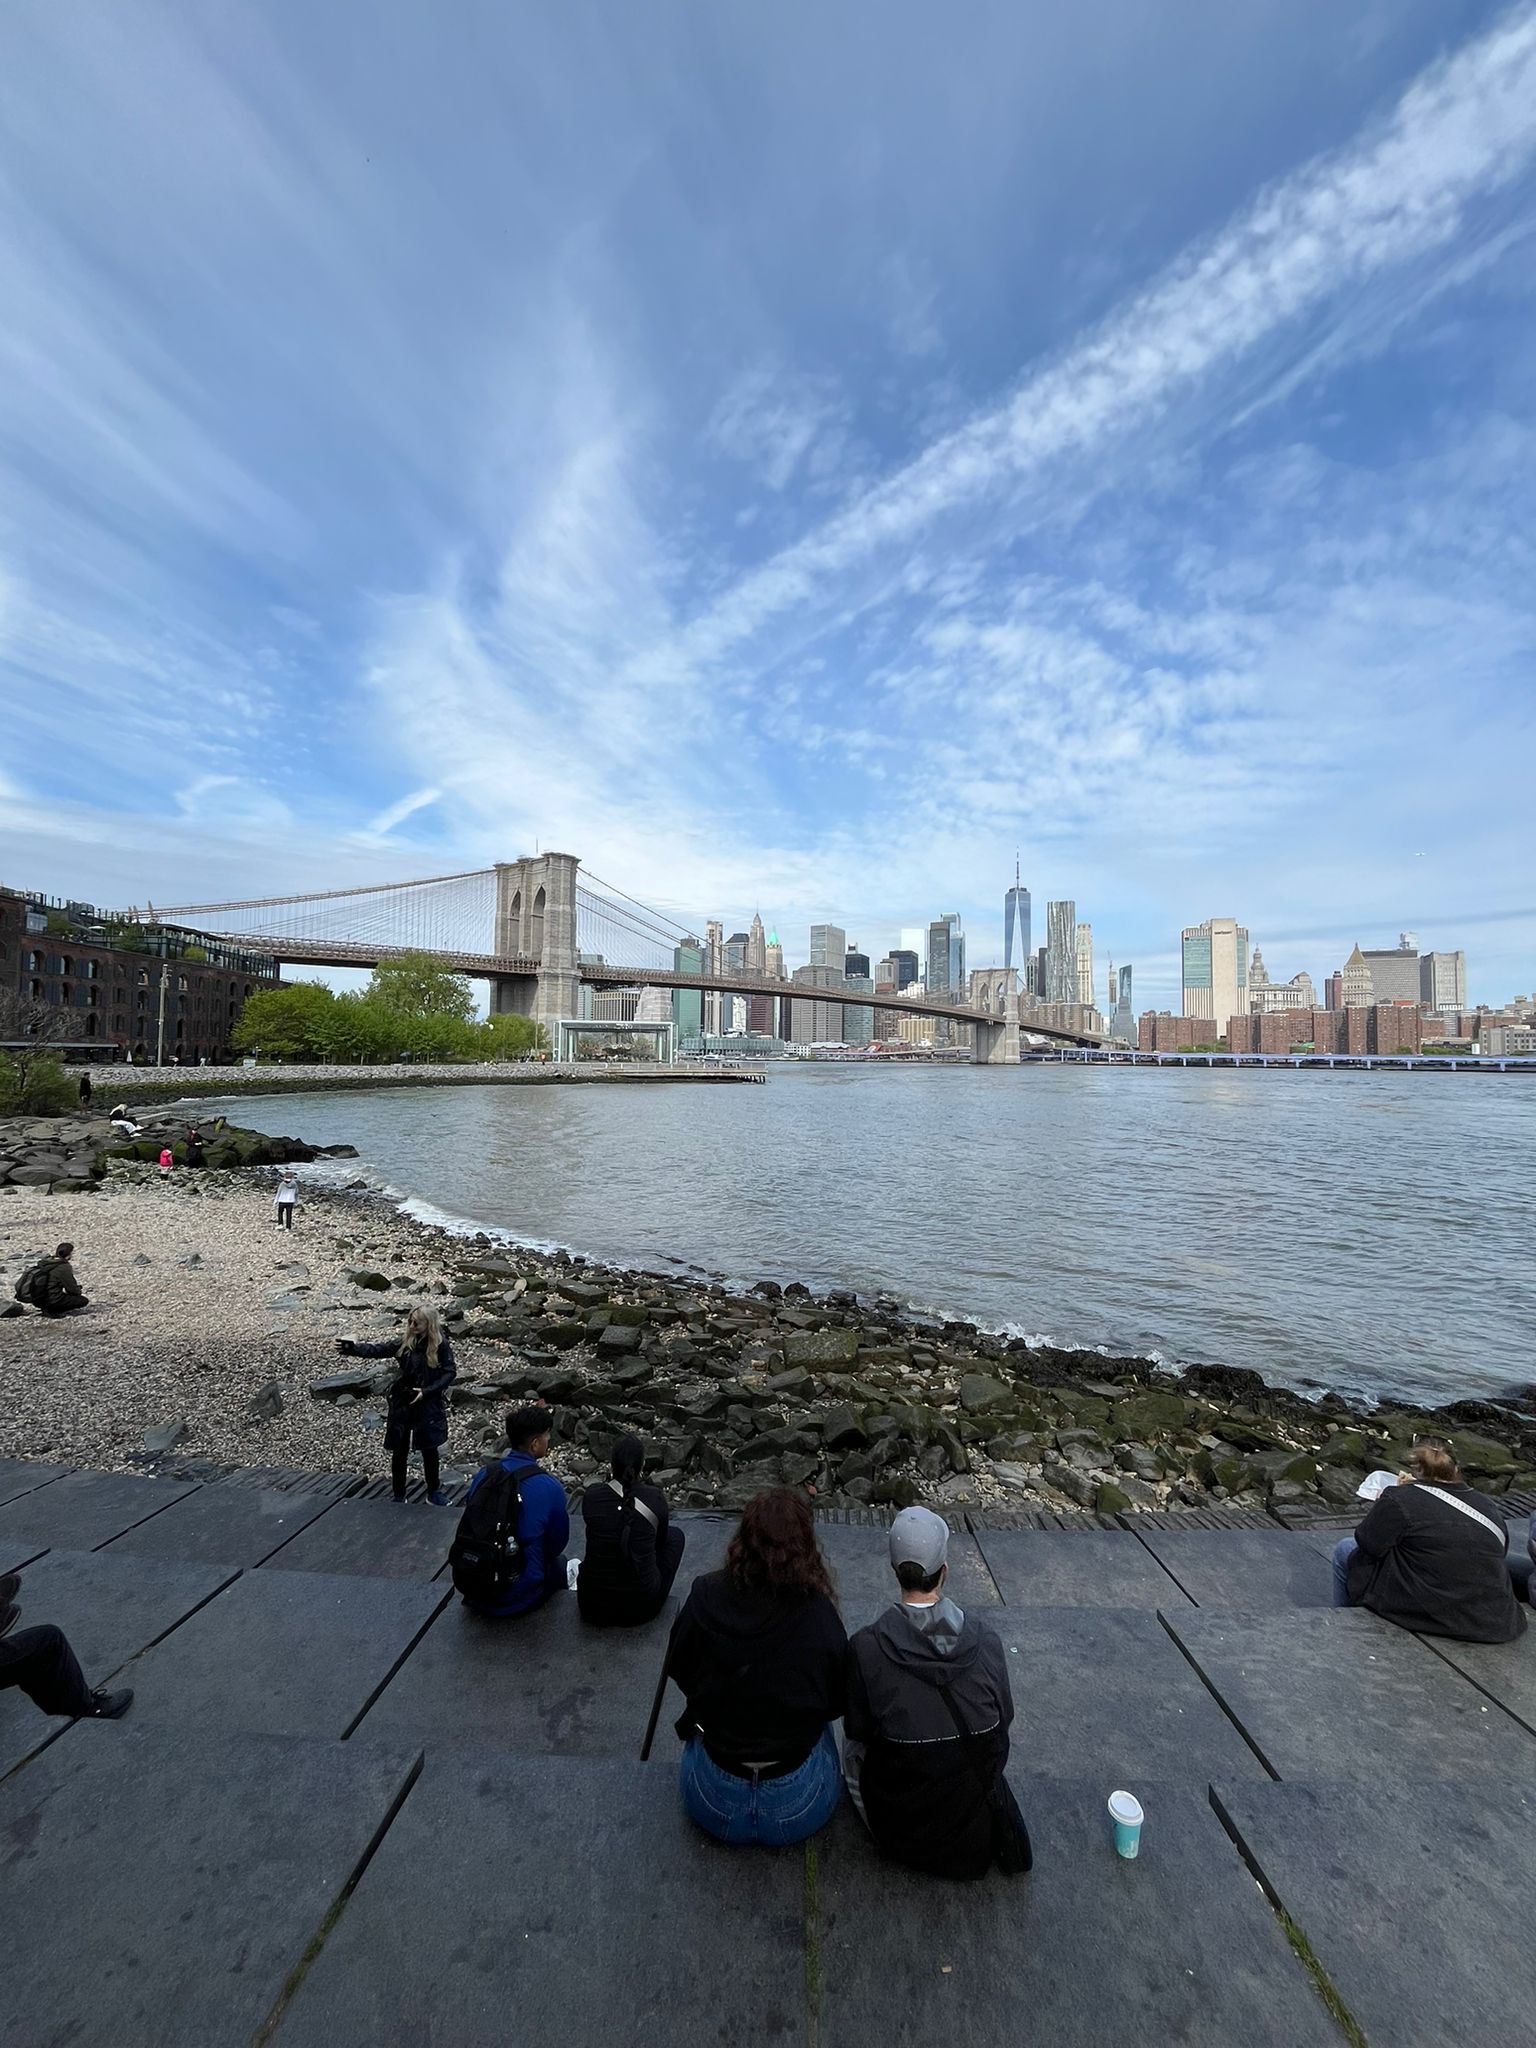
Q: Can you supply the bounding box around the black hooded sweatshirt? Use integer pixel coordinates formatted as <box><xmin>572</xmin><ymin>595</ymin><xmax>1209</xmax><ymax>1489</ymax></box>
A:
<box><xmin>667</xmin><ymin>1570</ymin><xmax>846</xmax><ymax>1775</ymax></box>
<box><xmin>845</xmin><ymin>1598</ymin><xmax>1016</xmax><ymax>1879</ymax></box>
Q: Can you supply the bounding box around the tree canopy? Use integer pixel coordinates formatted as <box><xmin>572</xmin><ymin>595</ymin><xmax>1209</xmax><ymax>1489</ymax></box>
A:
<box><xmin>231</xmin><ymin>976</ymin><xmax>545</xmax><ymax>1065</ymax></box>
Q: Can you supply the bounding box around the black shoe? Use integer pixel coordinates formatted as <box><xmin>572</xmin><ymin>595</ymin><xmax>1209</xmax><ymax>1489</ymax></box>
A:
<box><xmin>0</xmin><ymin>1601</ymin><xmax>20</xmax><ymax>1641</ymax></box>
<box><xmin>0</xmin><ymin>1572</ymin><xmax>20</xmax><ymax>1608</ymax></box>
<box><xmin>84</xmin><ymin>1687</ymin><xmax>133</xmax><ymax>1720</ymax></box>
<box><xmin>427</xmin><ymin>1490</ymin><xmax>447</xmax><ymax>1506</ymax></box>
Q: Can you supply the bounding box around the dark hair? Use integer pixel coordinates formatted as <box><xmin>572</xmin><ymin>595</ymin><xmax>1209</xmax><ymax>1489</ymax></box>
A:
<box><xmin>1412</xmin><ymin>1440</ymin><xmax>1461</xmax><ymax>1485</ymax></box>
<box><xmin>726</xmin><ymin>1489</ymin><xmax>835</xmax><ymax>1605</ymax></box>
<box><xmin>55</xmin><ymin>1243</ymin><xmax>74</xmax><ymax>1259</ymax></box>
<box><xmin>611</xmin><ymin>1434</ymin><xmax>644</xmax><ymax>1503</ymax></box>
<box><xmin>507</xmin><ymin>1405</ymin><xmax>553</xmax><ymax>1452</ymax></box>
<box><xmin>895</xmin><ymin>1561</ymin><xmax>945</xmax><ymax>1595</ymax></box>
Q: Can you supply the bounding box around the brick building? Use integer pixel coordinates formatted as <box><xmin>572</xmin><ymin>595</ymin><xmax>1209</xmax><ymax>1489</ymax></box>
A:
<box><xmin>1137</xmin><ymin>1013</ymin><xmax>1220</xmax><ymax>1052</ymax></box>
<box><xmin>1225</xmin><ymin>1005</ymin><xmax>1424</xmax><ymax>1056</ymax></box>
<box><xmin>0</xmin><ymin>886</ymin><xmax>279</xmax><ymax>1063</ymax></box>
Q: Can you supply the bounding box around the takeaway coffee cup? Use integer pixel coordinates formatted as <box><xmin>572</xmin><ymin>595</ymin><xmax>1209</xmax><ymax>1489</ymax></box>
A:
<box><xmin>1108</xmin><ymin>1790</ymin><xmax>1144</xmax><ymax>1859</ymax></box>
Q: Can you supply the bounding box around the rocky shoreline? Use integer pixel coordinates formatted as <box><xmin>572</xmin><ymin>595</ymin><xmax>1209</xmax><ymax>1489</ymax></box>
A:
<box><xmin>2</xmin><ymin>1111</ymin><xmax>1534</xmax><ymax>1515</ymax></box>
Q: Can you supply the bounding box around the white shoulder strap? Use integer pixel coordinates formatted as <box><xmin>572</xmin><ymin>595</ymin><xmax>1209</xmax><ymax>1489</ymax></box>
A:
<box><xmin>608</xmin><ymin>1479</ymin><xmax>658</xmax><ymax>1529</ymax></box>
<box><xmin>1416</xmin><ymin>1484</ymin><xmax>1505</xmax><ymax>1546</ymax></box>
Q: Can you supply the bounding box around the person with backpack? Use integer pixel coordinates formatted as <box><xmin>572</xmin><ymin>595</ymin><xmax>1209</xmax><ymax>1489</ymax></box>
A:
<box><xmin>844</xmin><ymin>1506</ymin><xmax>1032</xmax><ymax>1880</ymax></box>
<box><xmin>14</xmin><ymin>1244</ymin><xmax>88</xmax><ymax>1318</ymax></box>
<box><xmin>666</xmin><ymin>1488</ymin><xmax>846</xmax><ymax>1847</ymax></box>
<box><xmin>337</xmin><ymin>1307</ymin><xmax>457</xmax><ymax>1504</ymax></box>
<box><xmin>577</xmin><ymin>1435</ymin><xmax>686</xmax><ymax>1628</ymax></box>
<box><xmin>1</xmin><ymin>1572</ymin><xmax>132</xmax><ymax>1722</ymax></box>
<box><xmin>1332</xmin><ymin>1440</ymin><xmax>1526</xmax><ymax>1642</ymax></box>
<box><xmin>450</xmin><ymin>1407</ymin><xmax>569</xmax><ymax>1617</ymax></box>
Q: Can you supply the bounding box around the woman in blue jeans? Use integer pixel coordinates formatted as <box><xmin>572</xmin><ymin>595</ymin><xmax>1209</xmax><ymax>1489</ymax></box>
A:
<box><xmin>666</xmin><ymin>1489</ymin><xmax>846</xmax><ymax>1846</ymax></box>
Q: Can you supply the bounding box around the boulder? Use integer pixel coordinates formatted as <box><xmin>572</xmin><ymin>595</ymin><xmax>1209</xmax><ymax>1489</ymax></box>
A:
<box><xmin>309</xmin><ymin>1370</ymin><xmax>378</xmax><ymax>1401</ymax></box>
<box><xmin>142</xmin><ymin>1419</ymin><xmax>190</xmax><ymax>1455</ymax></box>
<box><xmin>1112</xmin><ymin>1390</ymin><xmax>1189</xmax><ymax>1438</ymax></box>
<box><xmin>782</xmin><ymin>1327</ymin><xmax>860</xmax><ymax>1370</ymax></box>
<box><xmin>956</xmin><ymin>1373</ymin><xmax>1013</xmax><ymax>1416</ymax></box>
<box><xmin>245</xmin><ymin>1381</ymin><xmax>284</xmax><ymax>1422</ymax></box>
<box><xmin>1094</xmin><ymin>1480</ymin><xmax>1132</xmax><ymax>1514</ymax></box>
<box><xmin>822</xmin><ymin>1405</ymin><xmax>868</xmax><ymax>1452</ymax></box>
<box><xmin>347</xmin><ymin>1270</ymin><xmax>391</xmax><ymax>1291</ymax></box>
<box><xmin>598</xmin><ymin>1324</ymin><xmax>642</xmax><ymax>1355</ymax></box>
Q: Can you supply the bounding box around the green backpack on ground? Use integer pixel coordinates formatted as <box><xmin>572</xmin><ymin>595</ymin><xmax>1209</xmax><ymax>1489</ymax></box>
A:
<box><xmin>13</xmin><ymin>1261</ymin><xmax>51</xmax><ymax>1308</ymax></box>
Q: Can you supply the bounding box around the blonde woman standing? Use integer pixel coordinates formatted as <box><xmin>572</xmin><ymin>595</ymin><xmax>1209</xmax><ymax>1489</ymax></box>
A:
<box><xmin>338</xmin><ymin>1307</ymin><xmax>457</xmax><ymax>1504</ymax></box>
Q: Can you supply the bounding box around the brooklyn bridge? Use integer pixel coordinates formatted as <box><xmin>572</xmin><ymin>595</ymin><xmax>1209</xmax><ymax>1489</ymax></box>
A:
<box><xmin>156</xmin><ymin>853</ymin><xmax>1105</xmax><ymax>1060</ymax></box>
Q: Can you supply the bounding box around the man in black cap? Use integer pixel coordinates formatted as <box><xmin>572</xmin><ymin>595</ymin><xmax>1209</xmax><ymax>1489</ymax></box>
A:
<box><xmin>0</xmin><ymin>1574</ymin><xmax>133</xmax><ymax>1723</ymax></box>
<box><xmin>844</xmin><ymin>1505</ymin><xmax>1031</xmax><ymax>1879</ymax></box>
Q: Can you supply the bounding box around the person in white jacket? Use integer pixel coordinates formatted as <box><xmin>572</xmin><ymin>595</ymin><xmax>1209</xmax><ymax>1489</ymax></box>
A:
<box><xmin>273</xmin><ymin>1175</ymin><xmax>299</xmax><ymax>1231</ymax></box>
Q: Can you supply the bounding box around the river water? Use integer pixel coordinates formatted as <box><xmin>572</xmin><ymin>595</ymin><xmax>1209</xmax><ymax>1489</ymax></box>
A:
<box><xmin>224</xmin><ymin>1065</ymin><xmax>1536</xmax><ymax>1409</ymax></box>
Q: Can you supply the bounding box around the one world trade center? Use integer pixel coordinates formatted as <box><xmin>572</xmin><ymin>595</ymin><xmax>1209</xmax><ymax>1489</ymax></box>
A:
<box><xmin>1004</xmin><ymin>855</ymin><xmax>1031</xmax><ymax>981</ymax></box>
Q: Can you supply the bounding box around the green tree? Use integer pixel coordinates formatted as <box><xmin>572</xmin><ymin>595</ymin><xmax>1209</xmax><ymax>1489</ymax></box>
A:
<box><xmin>231</xmin><ymin>982</ymin><xmax>338</xmax><ymax>1062</ymax></box>
<box><xmin>0</xmin><ymin>1053</ymin><xmax>75</xmax><ymax>1114</ymax></box>
<box><xmin>363</xmin><ymin>954</ymin><xmax>476</xmax><ymax>1022</ymax></box>
<box><xmin>479</xmin><ymin>1012</ymin><xmax>546</xmax><ymax>1059</ymax></box>
<box><xmin>311</xmin><ymin>992</ymin><xmax>398</xmax><ymax>1065</ymax></box>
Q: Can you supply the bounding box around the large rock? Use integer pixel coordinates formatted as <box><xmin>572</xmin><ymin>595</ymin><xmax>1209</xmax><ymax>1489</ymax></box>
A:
<box><xmin>346</xmin><ymin>1270</ymin><xmax>392</xmax><ymax>1291</ymax></box>
<box><xmin>781</xmin><ymin>1327</ymin><xmax>860</xmax><ymax>1370</ymax></box>
<box><xmin>597</xmin><ymin>1324</ymin><xmax>642</xmax><ymax>1355</ymax></box>
<box><xmin>956</xmin><ymin>1373</ymin><xmax>1013</xmax><ymax>1415</ymax></box>
<box><xmin>822</xmin><ymin>1405</ymin><xmax>868</xmax><ymax>1451</ymax></box>
<box><xmin>309</xmin><ymin>1370</ymin><xmax>378</xmax><ymax>1400</ymax></box>
<box><xmin>1112</xmin><ymin>1390</ymin><xmax>1189</xmax><ymax>1438</ymax></box>
<box><xmin>142</xmin><ymin>1419</ymin><xmax>190</xmax><ymax>1454</ymax></box>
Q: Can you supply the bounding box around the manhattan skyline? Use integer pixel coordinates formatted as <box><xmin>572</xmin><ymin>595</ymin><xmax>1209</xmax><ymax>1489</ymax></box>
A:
<box><xmin>1</xmin><ymin>4</ymin><xmax>1534</xmax><ymax>1010</ymax></box>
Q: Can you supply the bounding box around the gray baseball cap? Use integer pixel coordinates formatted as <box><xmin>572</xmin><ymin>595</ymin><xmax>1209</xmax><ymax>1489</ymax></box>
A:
<box><xmin>889</xmin><ymin>1505</ymin><xmax>949</xmax><ymax>1575</ymax></box>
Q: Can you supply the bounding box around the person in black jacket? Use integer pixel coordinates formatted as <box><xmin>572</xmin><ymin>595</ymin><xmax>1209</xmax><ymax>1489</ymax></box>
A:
<box><xmin>578</xmin><ymin>1435</ymin><xmax>685</xmax><ymax>1628</ymax></box>
<box><xmin>338</xmin><ymin>1307</ymin><xmax>457</xmax><ymax>1505</ymax></box>
<box><xmin>1333</xmin><ymin>1440</ymin><xmax>1527</xmax><ymax>1643</ymax></box>
<box><xmin>667</xmin><ymin>1488</ymin><xmax>845</xmax><ymax>1846</ymax></box>
<box><xmin>845</xmin><ymin>1506</ymin><xmax>1031</xmax><ymax>1879</ymax></box>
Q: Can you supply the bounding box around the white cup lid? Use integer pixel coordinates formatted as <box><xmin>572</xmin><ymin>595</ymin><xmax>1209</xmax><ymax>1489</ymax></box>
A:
<box><xmin>1108</xmin><ymin>1790</ymin><xmax>1144</xmax><ymax>1825</ymax></box>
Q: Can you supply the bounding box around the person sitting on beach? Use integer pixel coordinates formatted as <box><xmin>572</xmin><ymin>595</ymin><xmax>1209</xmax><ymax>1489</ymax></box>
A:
<box><xmin>577</xmin><ymin>1434</ymin><xmax>686</xmax><ymax>1628</ymax></box>
<box><xmin>338</xmin><ymin>1307</ymin><xmax>457</xmax><ymax>1505</ymax></box>
<box><xmin>454</xmin><ymin>1407</ymin><xmax>570</xmax><ymax>1617</ymax></box>
<box><xmin>15</xmin><ymin>1244</ymin><xmax>89</xmax><ymax>1318</ymax></box>
<box><xmin>844</xmin><ymin>1506</ymin><xmax>1032</xmax><ymax>1879</ymax></box>
<box><xmin>1332</xmin><ymin>1440</ymin><xmax>1526</xmax><ymax>1643</ymax></box>
<box><xmin>666</xmin><ymin>1488</ymin><xmax>846</xmax><ymax>1846</ymax></box>
<box><xmin>0</xmin><ymin>1573</ymin><xmax>132</xmax><ymax>1722</ymax></box>
<box><xmin>157</xmin><ymin>1146</ymin><xmax>174</xmax><ymax>1179</ymax></box>
<box><xmin>273</xmin><ymin>1175</ymin><xmax>299</xmax><ymax>1230</ymax></box>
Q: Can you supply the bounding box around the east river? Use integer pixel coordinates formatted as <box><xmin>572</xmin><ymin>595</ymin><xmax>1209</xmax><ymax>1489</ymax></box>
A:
<box><xmin>228</xmin><ymin>1064</ymin><xmax>1536</xmax><ymax>1410</ymax></box>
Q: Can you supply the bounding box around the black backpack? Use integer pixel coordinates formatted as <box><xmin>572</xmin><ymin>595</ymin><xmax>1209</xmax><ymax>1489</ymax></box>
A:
<box><xmin>449</xmin><ymin>1463</ymin><xmax>528</xmax><ymax>1604</ymax></box>
<box><xmin>13</xmin><ymin>1262</ymin><xmax>50</xmax><ymax>1308</ymax></box>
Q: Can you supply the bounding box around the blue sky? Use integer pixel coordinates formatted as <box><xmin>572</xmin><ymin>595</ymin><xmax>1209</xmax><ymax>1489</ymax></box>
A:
<box><xmin>1</xmin><ymin>0</ymin><xmax>1534</xmax><ymax>1007</ymax></box>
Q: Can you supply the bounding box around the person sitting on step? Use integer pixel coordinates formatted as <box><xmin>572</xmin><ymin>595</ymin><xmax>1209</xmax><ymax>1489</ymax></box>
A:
<box><xmin>667</xmin><ymin>1488</ymin><xmax>846</xmax><ymax>1847</ymax></box>
<box><xmin>1332</xmin><ymin>1440</ymin><xmax>1526</xmax><ymax>1643</ymax></box>
<box><xmin>457</xmin><ymin>1406</ymin><xmax>570</xmax><ymax>1618</ymax></box>
<box><xmin>844</xmin><ymin>1506</ymin><xmax>1032</xmax><ymax>1879</ymax></box>
<box><xmin>577</xmin><ymin>1434</ymin><xmax>686</xmax><ymax>1627</ymax></box>
<box><xmin>0</xmin><ymin>1574</ymin><xmax>133</xmax><ymax>1723</ymax></box>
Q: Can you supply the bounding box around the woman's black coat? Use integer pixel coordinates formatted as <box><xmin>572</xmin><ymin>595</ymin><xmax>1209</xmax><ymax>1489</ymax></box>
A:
<box><xmin>347</xmin><ymin>1334</ymin><xmax>457</xmax><ymax>1450</ymax></box>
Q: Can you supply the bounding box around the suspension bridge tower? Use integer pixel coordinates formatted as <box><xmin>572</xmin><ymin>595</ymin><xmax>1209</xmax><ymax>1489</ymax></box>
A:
<box><xmin>492</xmin><ymin>853</ymin><xmax>581</xmax><ymax>1028</ymax></box>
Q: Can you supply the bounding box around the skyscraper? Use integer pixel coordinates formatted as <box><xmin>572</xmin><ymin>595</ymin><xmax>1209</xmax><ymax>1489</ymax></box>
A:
<box><xmin>672</xmin><ymin>938</ymin><xmax>705</xmax><ymax>1042</ymax></box>
<box><xmin>887</xmin><ymin>949</ymin><xmax>920</xmax><ymax>989</ymax></box>
<box><xmin>1075</xmin><ymin>921</ymin><xmax>1095</xmax><ymax>1009</ymax></box>
<box><xmin>747</xmin><ymin>913</ymin><xmax>767</xmax><ymax>975</ymax></box>
<box><xmin>1420</xmin><ymin>949</ymin><xmax>1467</xmax><ymax>1013</ymax></box>
<box><xmin>1045</xmin><ymin>901</ymin><xmax>1077</xmax><ymax>1005</ymax></box>
<box><xmin>1004</xmin><ymin>856</ymin><xmax>1031</xmax><ymax>977</ymax></box>
<box><xmin>1180</xmin><ymin>917</ymin><xmax>1249</xmax><ymax>1037</ymax></box>
<box><xmin>765</xmin><ymin>929</ymin><xmax>785</xmax><ymax>980</ymax></box>
<box><xmin>704</xmin><ymin>918</ymin><xmax>724</xmax><ymax>1036</ymax></box>
<box><xmin>1110</xmin><ymin>964</ymin><xmax>1134</xmax><ymax>1044</ymax></box>
<box><xmin>809</xmin><ymin>923</ymin><xmax>847</xmax><ymax>971</ymax></box>
<box><xmin>927</xmin><ymin>914</ymin><xmax>964</xmax><ymax>1046</ymax></box>
<box><xmin>843</xmin><ymin>946</ymin><xmax>874</xmax><ymax>1045</ymax></box>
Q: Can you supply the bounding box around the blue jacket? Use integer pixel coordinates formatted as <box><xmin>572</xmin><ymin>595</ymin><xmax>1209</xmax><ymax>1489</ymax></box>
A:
<box><xmin>462</xmin><ymin>1451</ymin><xmax>569</xmax><ymax>1617</ymax></box>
